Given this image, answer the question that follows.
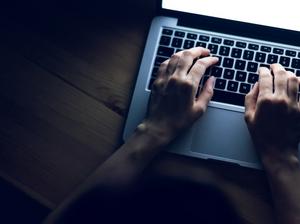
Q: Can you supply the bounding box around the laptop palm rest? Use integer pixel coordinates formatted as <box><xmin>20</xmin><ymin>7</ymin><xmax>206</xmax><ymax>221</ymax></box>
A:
<box><xmin>190</xmin><ymin>106</ymin><xmax>261</xmax><ymax>168</ymax></box>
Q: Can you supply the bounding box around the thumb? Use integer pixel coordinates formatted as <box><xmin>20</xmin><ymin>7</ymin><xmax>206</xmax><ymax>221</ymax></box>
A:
<box><xmin>244</xmin><ymin>82</ymin><xmax>259</xmax><ymax>123</ymax></box>
<box><xmin>194</xmin><ymin>76</ymin><xmax>215</xmax><ymax>114</ymax></box>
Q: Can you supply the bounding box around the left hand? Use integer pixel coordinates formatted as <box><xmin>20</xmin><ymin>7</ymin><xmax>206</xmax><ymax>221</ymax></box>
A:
<box><xmin>140</xmin><ymin>47</ymin><xmax>218</xmax><ymax>144</ymax></box>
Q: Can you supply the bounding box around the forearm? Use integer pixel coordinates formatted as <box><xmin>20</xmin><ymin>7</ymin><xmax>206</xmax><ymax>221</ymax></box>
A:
<box><xmin>262</xmin><ymin>148</ymin><xmax>300</xmax><ymax>224</ymax></box>
<box><xmin>85</xmin><ymin>122</ymin><xmax>170</xmax><ymax>189</ymax></box>
<box><xmin>44</xmin><ymin>122</ymin><xmax>170</xmax><ymax>223</ymax></box>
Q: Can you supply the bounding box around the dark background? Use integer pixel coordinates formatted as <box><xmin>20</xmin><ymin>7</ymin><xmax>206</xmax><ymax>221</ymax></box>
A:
<box><xmin>0</xmin><ymin>0</ymin><xmax>155</xmax><ymax>223</ymax></box>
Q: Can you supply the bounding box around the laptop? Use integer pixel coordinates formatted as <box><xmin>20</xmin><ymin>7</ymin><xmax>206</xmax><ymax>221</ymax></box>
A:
<box><xmin>123</xmin><ymin>0</ymin><xmax>300</xmax><ymax>169</ymax></box>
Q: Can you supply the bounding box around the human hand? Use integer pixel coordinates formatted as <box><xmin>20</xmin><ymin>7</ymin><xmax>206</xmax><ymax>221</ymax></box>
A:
<box><xmin>139</xmin><ymin>47</ymin><xmax>218</xmax><ymax>145</ymax></box>
<box><xmin>245</xmin><ymin>64</ymin><xmax>300</xmax><ymax>166</ymax></box>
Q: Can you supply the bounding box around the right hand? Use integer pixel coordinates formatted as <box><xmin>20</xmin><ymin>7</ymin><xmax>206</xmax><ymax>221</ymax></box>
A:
<box><xmin>244</xmin><ymin>64</ymin><xmax>300</xmax><ymax>166</ymax></box>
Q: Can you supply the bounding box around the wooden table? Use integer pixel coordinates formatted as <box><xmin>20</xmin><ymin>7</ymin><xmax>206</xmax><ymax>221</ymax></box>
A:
<box><xmin>0</xmin><ymin>1</ymin><xmax>275</xmax><ymax>223</ymax></box>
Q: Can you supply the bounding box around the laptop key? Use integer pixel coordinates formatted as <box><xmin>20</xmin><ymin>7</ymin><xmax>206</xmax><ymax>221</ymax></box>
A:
<box><xmin>235</xmin><ymin>71</ymin><xmax>247</xmax><ymax>82</ymax></box>
<box><xmin>196</xmin><ymin>42</ymin><xmax>207</xmax><ymax>48</ymax></box>
<box><xmin>286</xmin><ymin>50</ymin><xmax>296</xmax><ymax>57</ymax></box>
<box><xmin>224</xmin><ymin>69</ymin><xmax>235</xmax><ymax>79</ymax></box>
<box><xmin>273</xmin><ymin>48</ymin><xmax>284</xmax><ymax>55</ymax></box>
<box><xmin>212</xmin><ymin>37</ymin><xmax>222</xmax><ymax>44</ymax></box>
<box><xmin>219</xmin><ymin>46</ymin><xmax>230</xmax><ymax>56</ymax></box>
<box><xmin>211</xmin><ymin>67</ymin><xmax>223</xmax><ymax>77</ymax></box>
<box><xmin>267</xmin><ymin>54</ymin><xmax>278</xmax><ymax>64</ymax></box>
<box><xmin>239</xmin><ymin>83</ymin><xmax>251</xmax><ymax>94</ymax></box>
<box><xmin>152</xmin><ymin>66</ymin><xmax>159</xmax><ymax>77</ymax></box>
<box><xmin>214</xmin><ymin>78</ymin><xmax>227</xmax><ymax>89</ymax></box>
<box><xmin>243</xmin><ymin>50</ymin><xmax>254</xmax><ymax>60</ymax></box>
<box><xmin>175</xmin><ymin>31</ymin><xmax>185</xmax><ymax>37</ymax></box>
<box><xmin>291</xmin><ymin>59</ymin><xmax>300</xmax><ymax>69</ymax></box>
<box><xmin>248</xmin><ymin>73</ymin><xmax>259</xmax><ymax>83</ymax></box>
<box><xmin>279</xmin><ymin>56</ymin><xmax>290</xmax><ymax>67</ymax></box>
<box><xmin>208</xmin><ymin>44</ymin><xmax>219</xmax><ymax>54</ymax></box>
<box><xmin>212</xmin><ymin>90</ymin><xmax>245</xmax><ymax>106</ymax></box>
<box><xmin>157</xmin><ymin>46</ymin><xmax>174</xmax><ymax>57</ymax></box>
<box><xmin>162</xmin><ymin>29</ymin><xmax>173</xmax><ymax>36</ymax></box>
<box><xmin>183</xmin><ymin>40</ymin><xmax>195</xmax><ymax>49</ymax></box>
<box><xmin>260</xmin><ymin>64</ymin><xmax>270</xmax><ymax>69</ymax></box>
<box><xmin>216</xmin><ymin>56</ymin><xmax>222</xmax><ymax>66</ymax></box>
<box><xmin>236</xmin><ymin>41</ymin><xmax>247</xmax><ymax>48</ymax></box>
<box><xmin>235</xmin><ymin>60</ymin><xmax>246</xmax><ymax>70</ymax></box>
<box><xmin>255</xmin><ymin>52</ymin><xmax>266</xmax><ymax>63</ymax></box>
<box><xmin>204</xmin><ymin>67</ymin><xmax>211</xmax><ymax>76</ymax></box>
<box><xmin>296</xmin><ymin>70</ymin><xmax>300</xmax><ymax>76</ymax></box>
<box><xmin>227</xmin><ymin>81</ymin><xmax>239</xmax><ymax>92</ymax></box>
<box><xmin>160</xmin><ymin>36</ymin><xmax>171</xmax><ymax>46</ymax></box>
<box><xmin>148</xmin><ymin>78</ymin><xmax>156</xmax><ymax>89</ymax></box>
<box><xmin>199</xmin><ymin>35</ymin><xmax>210</xmax><ymax>42</ymax></box>
<box><xmin>154</xmin><ymin>56</ymin><xmax>168</xmax><ymax>67</ymax></box>
<box><xmin>224</xmin><ymin>39</ymin><xmax>234</xmax><ymax>46</ymax></box>
<box><xmin>261</xmin><ymin>46</ymin><xmax>271</xmax><ymax>52</ymax></box>
<box><xmin>187</xmin><ymin>33</ymin><xmax>197</xmax><ymax>39</ymax></box>
<box><xmin>231</xmin><ymin>48</ymin><xmax>242</xmax><ymax>58</ymax></box>
<box><xmin>286</xmin><ymin>68</ymin><xmax>295</xmax><ymax>73</ymax></box>
<box><xmin>248</xmin><ymin>44</ymin><xmax>259</xmax><ymax>50</ymax></box>
<box><xmin>247</xmin><ymin>62</ymin><xmax>258</xmax><ymax>72</ymax></box>
<box><xmin>172</xmin><ymin>38</ymin><xmax>183</xmax><ymax>48</ymax></box>
<box><xmin>223</xmin><ymin>58</ymin><xmax>234</xmax><ymax>68</ymax></box>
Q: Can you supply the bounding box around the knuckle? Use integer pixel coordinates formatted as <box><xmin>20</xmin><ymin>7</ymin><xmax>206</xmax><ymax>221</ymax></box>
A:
<box><xmin>168</xmin><ymin>76</ymin><xmax>183</xmax><ymax>87</ymax></box>
<box><xmin>160</xmin><ymin>60</ymin><xmax>169</xmax><ymax>68</ymax></box>
<box><xmin>182</xmin><ymin>50</ymin><xmax>193</xmax><ymax>58</ymax></box>
<box><xmin>204</xmin><ymin>84</ymin><xmax>214</xmax><ymax>95</ymax></box>
<box><xmin>258</xmin><ymin>67</ymin><xmax>270</xmax><ymax>75</ymax></box>
<box><xmin>289</xmin><ymin>75</ymin><xmax>298</xmax><ymax>83</ymax></box>
<box><xmin>273</xmin><ymin>97</ymin><xmax>289</xmax><ymax>107</ymax></box>
<box><xmin>244</xmin><ymin>112</ymin><xmax>252</xmax><ymax>123</ymax></box>
<box><xmin>194</xmin><ymin>60</ymin><xmax>207</xmax><ymax>71</ymax></box>
<box><xmin>153</xmin><ymin>78</ymin><xmax>165</xmax><ymax>90</ymax></box>
<box><xmin>180</xmin><ymin>79</ymin><xmax>194</xmax><ymax>89</ymax></box>
<box><xmin>259</xmin><ymin>95</ymin><xmax>273</xmax><ymax>105</ymax></box>
<box><xmin>170</xmin><ymin>54</ymin><xmax>180</xmax><ymax>61</ymax></box>
<box><xmin>196</xmin><ymin>59</ymin><xmax>207</xmax><ymax>67</ymax></box>
<box><xmin>245</xmin><ymin>92</ymin><xmax>252</xmax><ymax>100</ymax></box>
<box><xmin>277</xmin><ymin>69</ymin><xmax>287</xmax><ymax>76</ymax></box>
<box><xmin>197</xmin><ymin>104</ymin><xmax>206</xmax><ymax>114</ymax></box>
<box><xmin>168</xmin><ymin>76</ymin><xmax>179</xmax><ymax>84</ymax></box>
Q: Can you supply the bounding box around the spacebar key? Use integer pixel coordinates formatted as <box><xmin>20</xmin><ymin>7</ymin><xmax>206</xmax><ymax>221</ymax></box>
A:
<box><xmin>212</xmin><ymin>90</ymin><xmax>245</xmax><ymax>107</ymax></box>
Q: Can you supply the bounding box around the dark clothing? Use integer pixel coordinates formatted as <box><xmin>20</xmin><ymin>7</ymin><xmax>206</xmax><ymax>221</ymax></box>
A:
<box><xmin>60</xmin><ymin>177</ymin><xmax>241</xmax><ymax>224</ymax></box>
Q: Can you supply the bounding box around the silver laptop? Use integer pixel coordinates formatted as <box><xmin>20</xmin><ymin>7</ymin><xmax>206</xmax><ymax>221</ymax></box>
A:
<box><xmin>123</xmin><ymin>0</ymin><xmax>300</xmax><ymax>169</ymax></box>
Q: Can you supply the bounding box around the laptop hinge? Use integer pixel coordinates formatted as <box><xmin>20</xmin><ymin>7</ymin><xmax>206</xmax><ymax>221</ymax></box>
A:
<box><xmin>177</xmin><ymin>13</ymin><xmax>300</xmax><ymax>47</ymax></box>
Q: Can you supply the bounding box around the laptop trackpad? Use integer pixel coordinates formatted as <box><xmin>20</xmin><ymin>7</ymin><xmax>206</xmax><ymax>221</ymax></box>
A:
<box><xmin>191</xmin><ymin>106</ymin><xmax>260</xmax><ymax>166</ymax></box>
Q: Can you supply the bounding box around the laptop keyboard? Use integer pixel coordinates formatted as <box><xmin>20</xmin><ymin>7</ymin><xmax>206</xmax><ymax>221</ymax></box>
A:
<box><xmin>148</xmin><ymin>28</ymin><xmax>300</xmax><ymax>107</ymax></box>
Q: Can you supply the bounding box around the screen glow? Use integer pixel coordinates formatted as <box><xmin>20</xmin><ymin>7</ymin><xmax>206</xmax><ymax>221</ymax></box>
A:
<box><xmin>162</xmin><ymin>0</ymin><xmax>300</xmax><ymax>32</ymax></box>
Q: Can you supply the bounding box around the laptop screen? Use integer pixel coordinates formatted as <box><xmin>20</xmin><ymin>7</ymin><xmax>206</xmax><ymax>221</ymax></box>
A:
<box><xmin>162</xmin><ymin>0</ymin><xmax>300</xmax><ymax>32</ymax></box>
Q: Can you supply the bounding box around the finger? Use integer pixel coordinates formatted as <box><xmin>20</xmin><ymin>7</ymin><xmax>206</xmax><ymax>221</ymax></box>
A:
<box><xmin>165</xmin><ymin>53</ymin><xmax>182</xmax><ymax>76</ymax></box>
<box><xmin>174</xmin><ymin>47</ymin><xmax>210</xmax><ymax>78</ymax></box>
<box><xmin>244</xmin><ymin>82</ymin><xmax>259</xmax><ymax>122</ymax></box>
<box><xmin>156</xmin><ymin>51</ymin><xmax>185</xmax><ymax>79</ymax></box>
<box><xmin>156</xmin><ymin>59</ymin><xmax>169</xmax><ymax>79</ymax></box>
<box><xmin>187</xmin><ymin>56</ymin><xmax>219</xmax><ymax>89</ymax></box>
<box><xmin>258</xmin><ymin>67</ymin><xmax>273</xmax><ymax>99</ymax></box>
<box><xmin>271</xmin><ymin>63</ymin><xmax>288</xmax><ymax>96</ymax></box>
<box><xmin>194</xmin><ymin>76</ymin><xmax>215</xmax><ymax>114</ymax></box>
<box><xmin>287</xmin><ymin>71</ymin><xmax>299</xmax><ymax>103</ymax></box>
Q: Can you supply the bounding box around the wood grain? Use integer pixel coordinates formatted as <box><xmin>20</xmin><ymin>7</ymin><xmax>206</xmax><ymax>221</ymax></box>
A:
<box><xmin>0</xmin><ymin>1</ymin><xmax>278</xmax><ymax>223</ymax></box>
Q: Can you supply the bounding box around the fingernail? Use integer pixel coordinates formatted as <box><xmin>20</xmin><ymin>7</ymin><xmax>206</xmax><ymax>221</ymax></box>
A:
<box><xmin>209</xmin><ymin>76</ymin><xmax>216</xmax><ymax>91</ymax></box>
<box><xmin>211</xmin><ymin>76</ymin><xmax>216</xmax><ymax>84</ymax></box>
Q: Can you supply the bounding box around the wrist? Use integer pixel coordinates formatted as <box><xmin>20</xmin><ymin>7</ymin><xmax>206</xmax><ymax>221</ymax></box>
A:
<box><xmin>260</xmin><ymin>147</ymin><xmax>300</xmax><ymax>175</ymax></box>
<box><xmin>135</xmin><ymin>121</ymin><xmax>174</xmax><ymax>147</ymax></box>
